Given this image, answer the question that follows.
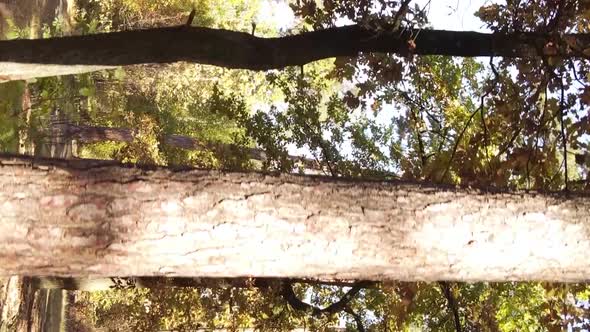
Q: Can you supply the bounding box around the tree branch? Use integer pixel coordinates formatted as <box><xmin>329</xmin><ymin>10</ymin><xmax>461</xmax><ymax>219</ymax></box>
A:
<box><xmin>545</xmin><ymin>0</ymin><xmax>568</xmax><ymax>32</ymax></box>
<box><xmin>439</xmin><ymin>107</ymin><xmax>478</xmax><ymax>183</ymax></box>
<box><xmin>440</xmin><ymin>61</ymin><xmax>499</xmax><ymax>183</ymax></box>
<box><xmin>559</xmin><ymin>72</ymin><xmax>569</xmax><ymax>192</ymax></box>
<box><xmin>1</xmin><ymin>25</ymin><xmax>589</xmax><ymax>81</ymax></box>
<box><xmin>344</xmin><ymin>306</ymin><xmax>366</xmax><ymax>332</ymax></box>
<box><xmin>392</xmin><ymin>0</ymin><xmax>413</xmax><ymax>31</ymax></box>
<box><xmin>280</xmin><ymin>281</ymin><xmax>373</xmax><ymax>317</ymax></box>
<box><xmin>439</xmin><ymin>281</ymin><xmax>462</xmax><ymax>332</ymax></box>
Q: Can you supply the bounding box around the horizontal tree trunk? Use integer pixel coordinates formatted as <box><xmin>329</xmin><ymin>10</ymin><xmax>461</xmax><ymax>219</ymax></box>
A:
<box><xmin>0</xmin><ymin>154</ymin><xmax>589</xmax><ymax>281</ymax></box>
<box><xmin>0</xmin><ymin>25</ymin><xmax>587</xmax><ymax>82</ymax></box>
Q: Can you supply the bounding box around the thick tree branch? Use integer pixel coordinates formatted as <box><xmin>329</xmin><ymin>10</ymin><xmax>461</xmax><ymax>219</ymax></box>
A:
<box><xmin>1</xmin><ymin>25</ymin><xmax>589</xmax><ymax>81</ymax></box>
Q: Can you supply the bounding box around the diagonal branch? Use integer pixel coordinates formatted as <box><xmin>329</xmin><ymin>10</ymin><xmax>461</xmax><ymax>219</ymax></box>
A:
<box><xmin>439</xmin><ymin>281</ymin><xmax>462</xmax><ymax>332</ymax></box>
<box><xmin>280</xmin><ymin>281</ymin><xmax>373</xmax><ymax>318</ymax></box>
<box><xmin>344</xmin><ymin>306</ymin><xmax>366</xmax><ymax>332</ymax></box>
<box><xmin>439</xmin><ymin>106</ymin><xmax>478</xmax><ymax>183</ymax></box>
<box><xmin>392</xmin><ymin>0</ymin><xmax>413</xmax><ymax>31</ymax></box>
<box><xmin>440</xmin><ymin>59</ymin><xmax>499</xmax><ymax>183</ymax></box>
<box><xmin>545</xmin><ymin>0</ymin><xmax>568</xmax><ymax>32</ymax></box>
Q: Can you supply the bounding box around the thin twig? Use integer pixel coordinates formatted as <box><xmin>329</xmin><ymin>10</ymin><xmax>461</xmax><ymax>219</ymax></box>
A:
<box><xmin>548</xmin><ymin>158</ymin><xmax>565</xmax><ymax>189</ymax></box>
<box><xmin>495</xmin><ymin>126</ymin><xmax>522</xmax><ymax>159</ymax></box>
<box><xmin>392</xmin><ymin>0</ymin><xmax>413</xmax><ymax>31</ymax></box>
<box><xmin>439</xmin><ymin>104</ymin><xmax>479</xmax><ymax>183</ymax></box>
<box><xmin>440</xmin><ymin>58</ymin><xmax>499</xmax><ymax>183</ymax></box>
<box><xmin>398</xmin><ymin>89</ymin><xmax>441</xmax><ymax>125</ymax></box>
<box><xmin>481</xmin><ymin>91</ymin><xmax>490</xmax><ymax>172</ymax></box>
<box><xmin>569</xmin><ymin>59</ymin><xmax>588</xmax><ymax>87</ymax></box>
<box><xmin>545</xmin><ymin>0</ymin><xmax>567</xmax><ymax>32</ymax></box>
<box><xmin>559</xmin><ymin>72</ymin><xmax>569</xmax><ymax>191</ymax></box>
<box><xmin>481</xmin><ymin>56</ymin><xmax>501</xmax><ymax>175</ymax></box>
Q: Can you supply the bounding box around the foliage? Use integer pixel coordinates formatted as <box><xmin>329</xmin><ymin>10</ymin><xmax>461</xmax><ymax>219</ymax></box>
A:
<box><xmin>72</xmin><ymin>282</ymin><xmax>339</xmax><ymax>331</ymax></box>
<box><xmin>0</xmin><ymin>81</ymin><xmax>25</xmax><ymax>152</ymax></box>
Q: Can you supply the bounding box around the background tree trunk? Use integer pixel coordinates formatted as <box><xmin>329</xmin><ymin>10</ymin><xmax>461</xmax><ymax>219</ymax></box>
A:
<box><xmin>0</xmin><ymin>154</ymin><xmax>589</xmax><ymax>281</ymax></box>
<box><xmin>0</xmin><ymin>277</ymin><xmax>36</xmax><ymax>332</ymax></box>
<box><xmin>51</xmin><ymin>121</ymin><xmax>320</xmax><ymax>170</ymax></box>
<box><xmin>17</xmin><ymin>85</ymin><xmax>33</xmax><ymax>156</ymax></box>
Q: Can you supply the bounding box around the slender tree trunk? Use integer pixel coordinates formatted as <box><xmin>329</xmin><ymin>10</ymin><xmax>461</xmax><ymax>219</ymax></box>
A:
<box><xmin>17</xmin><ymin>85</ymin><xmax>33</xmax><ymax>155</ymax></box>
<box><xmin>0</xmin><ymin>25</ymin><xmax>587</xmax><ymax>82</ymax></box>
<box><xmin>0</xmin><ymin>277</ymin><xmax>35</xmax><ymax>332</ymax></box>
<box><xmin>29</xmin><ymin>290</ymin><xmax>44</xmax><ymax>332</ymax></box>
<box><xmin>0</xmin><ymin>154</ymin><xmax>589</xmax><ymax>281</ymax></box>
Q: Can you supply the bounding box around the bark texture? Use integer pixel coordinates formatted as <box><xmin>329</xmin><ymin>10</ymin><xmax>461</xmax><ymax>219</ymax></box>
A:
<box><xmin>0</xmin><ymin>154</ymin><xmax>589</xmax><ymax>282</ymax></box>
<box><xmin>0</xmin><ymin>25</ymin><xmax>588</xmax><ymax>81</ymax></box>
<box><xmin>0</xmin><ymin>277</ymin><xmax>35</xmax><ymax>332</ymax></box>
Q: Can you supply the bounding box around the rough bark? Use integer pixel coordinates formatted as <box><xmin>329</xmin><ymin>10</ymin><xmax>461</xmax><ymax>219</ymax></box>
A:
<box><xmin>0</xmin><ymin>277</ymin><xmax>35</xmax><ymax>332</ymax></box>
<box><xmin>0</xmin><ymin>25</ymin><xmax>588</xmax><ymax>82</ymax></box>
<box><xmin>0</xmin><ymin>154</ymin><xmax>589</xmax><ymax>282</ymax></box>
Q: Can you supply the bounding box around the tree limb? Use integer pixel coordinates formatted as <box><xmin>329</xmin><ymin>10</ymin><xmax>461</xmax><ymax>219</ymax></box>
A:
<box><xmin>344</xmin><ymin>306</ymin><xmax>366</xmax><ymax>332</ymax></box>
<box><xmin>439</xmin><ymin>281</ymin><xmax>462</xmax><ymax>332</ymax></box>
<box><xmin>392</xmin><ymin>0</ymin><xmax>413</xmax><ymax>31</ymax></box>
<box><xmin>1</xmin><ymin>25</ymin><xmax>589</xmax><ymax>82</ymax></box>
<box><xmin>559</xmin><ymin>72</ymin><xmax>569</xmax><ymax>192</ymax></box>
<box><xmin>280</xmin><ymin>281</ymin><xmax>373</xmax><ymax>317</ymax></box>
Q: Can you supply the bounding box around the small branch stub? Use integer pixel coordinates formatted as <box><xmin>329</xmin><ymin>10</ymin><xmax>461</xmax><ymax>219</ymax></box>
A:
<box><xmin>186</xmin><ymin>9</ymin><xmax>196</xmax><ymax>27</ymax></box>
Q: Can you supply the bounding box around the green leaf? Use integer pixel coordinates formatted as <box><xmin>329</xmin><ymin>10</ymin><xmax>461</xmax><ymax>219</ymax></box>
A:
<box><xmin>272</xmin><ymin>305</ymin><xmax>282</xmax><ymax>315</ymax></box>
<box><xmin>113</xmin><ymin>68</ymin><xmax>126</xmax><ymax>81</ymax></box>
<box><xmin>79</xmin><ymin>87</ymin><xmax>94</xmax><ymax>97</ymax></box>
